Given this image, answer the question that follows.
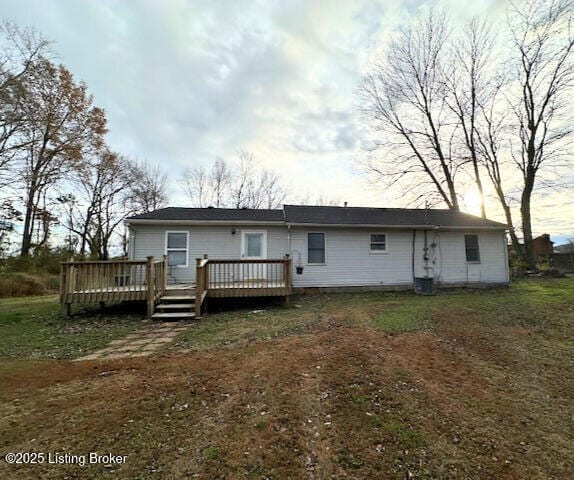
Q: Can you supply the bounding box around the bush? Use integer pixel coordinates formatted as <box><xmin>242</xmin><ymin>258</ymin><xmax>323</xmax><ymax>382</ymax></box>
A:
<box><xmin>0</xmin><ymin>272</ymin><xmax>59</xmax><ymax>297</ymax></box>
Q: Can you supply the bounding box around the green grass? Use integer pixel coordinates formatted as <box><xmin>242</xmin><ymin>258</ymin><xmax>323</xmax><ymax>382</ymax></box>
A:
<box><xmin>0</xmin><ymin>296</ymin><xmax>144</xmax><ymax>359</ymax></box>
<box><xmin>1</xmin><ymin>278</ymin><xmax>572</xmax><ymax>359</ymax></box>
<box><xmin>172</xmin><ymin>278</ymin><xmax>574</xmax><ymax>350</ymax></box>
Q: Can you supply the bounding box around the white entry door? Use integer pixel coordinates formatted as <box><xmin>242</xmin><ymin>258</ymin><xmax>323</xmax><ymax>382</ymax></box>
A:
<box><xmin>241</xmin><ymin>230</ymin><xmax>267</xmax><ymax>280</ymax></box>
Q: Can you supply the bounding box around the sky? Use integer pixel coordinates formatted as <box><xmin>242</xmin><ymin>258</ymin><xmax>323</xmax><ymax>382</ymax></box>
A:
<box><xmin>1</xmin><ymin>0</ymin><xmax>572</xmax><ymax>244</ymax></box>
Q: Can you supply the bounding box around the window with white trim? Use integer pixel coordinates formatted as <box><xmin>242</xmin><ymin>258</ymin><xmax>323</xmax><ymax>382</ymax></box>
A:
<box><xmin>166</xmin><ymin>232</ymin><xmax>188</xmax><ymax>267</ymax></box>
<box><xmin>307</xmin><ymin>233</ymin><xmax>325</xmax><ymax>264</ymax></box>
<box><xmin>370</xmin><ymin>233</ymin><xmax>387</xmax><ymax>253</ymax></box>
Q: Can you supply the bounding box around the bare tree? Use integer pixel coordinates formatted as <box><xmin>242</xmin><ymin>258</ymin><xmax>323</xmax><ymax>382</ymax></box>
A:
<box><xmin>129</xmin><ymin>161</ymin><xmax>169</xmax><ymax>214</ymax></box>
<box><xmin>60</xmin><ymin>150</ymin><xmax>133</xmax><ymax>259</ymax></box>
<box><xmin>257</xmin><ymin>169</ymin><xmax>286</xmax><ymax>209</ymax></box>
<box><xmin>210</xmin><ymin>158</ymin><xmax>231</xmax><ymax>207</ymax></box>
<box><xmin>445</xmin><ymin>18</ymin><xmax>494</xmax><ymax>218</ymax></box>
<box><xmin>182</xmin><ymin>153</ymin><xmax>285</xmax><ymax>209</ymax></box>
<box><xmin>362</xmin><ymin>1</ymin><xmax>574</xmax><ymax>269</ymax></box>
<box><xmin>361</xmin><ymin>12</ymin><xmax>461</xmax><ymax>210</ymax></box>
<box><xmin>507</xmin><ymin>0</ymin><xmax>574</xmax><ymax>268</ymax></box>
<box><xmin>15</xmin><ymin>60</ymin><xmax>106</xmax><ymax>256</ymax></box>
<box><xmin>230</xmin><ymin>152</ymin><xmax>286</xmax><ymax>208</ymax></box>
<box><xmin>181</xmin><ymin>165</ymin><xmax>209</xmax><ymax>207</ymax></box>
<box><xmin>231</xmin><ymin>151</ymin><xmax>255</xmax><ymax>208</ymax></box>
<box><xmin>475</xmin><ymin>82</ymin><xmax>524</xmax><ymax>255</ymax></box>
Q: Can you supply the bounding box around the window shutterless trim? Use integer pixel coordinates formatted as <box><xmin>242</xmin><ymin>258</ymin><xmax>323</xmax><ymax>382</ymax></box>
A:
<box><xmin>165</xmin><ymin>231</ymin><xmax>189</xmax><ymax>267</ymax></box>
<box><xmin>307</xmin><ymin>232</ymin><xmax>326</xmax><ymax>265</ymax></box>
<box><xmin>464</xmin><ymin>234</ymin><xmax>480</xmax><ymax>263</ymax></box>
<box><xmin>369</xmin><ymin>232</ymin><xmax>388</xmax><ymax>254</ymax></box>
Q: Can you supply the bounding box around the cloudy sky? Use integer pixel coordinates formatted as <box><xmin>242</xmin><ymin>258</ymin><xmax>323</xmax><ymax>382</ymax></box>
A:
<box><xmin>2</xmin><ymin>0</ymin><xmax>572</xmax><ymax>243</ymax></box>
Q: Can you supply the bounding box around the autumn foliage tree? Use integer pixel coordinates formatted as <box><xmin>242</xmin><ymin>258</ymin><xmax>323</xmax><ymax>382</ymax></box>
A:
<box><xmin>15</xmin><ymin>59</ymin><xmax>107</xmax><ymax>256</ymax></box>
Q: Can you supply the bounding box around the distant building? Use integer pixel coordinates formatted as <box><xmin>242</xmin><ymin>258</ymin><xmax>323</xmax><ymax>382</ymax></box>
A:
<box><xmin>532</xmin><ymin>234</ymin><xmax>554</xmax><ymax>257</ymax></box>
<box><xmin>508</xmin><ymin>233</ymin><xmax>554</xmax><ymax>259</ymax></box>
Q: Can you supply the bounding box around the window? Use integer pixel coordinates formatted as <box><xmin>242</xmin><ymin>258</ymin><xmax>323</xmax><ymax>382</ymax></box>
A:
<box><xmin>307</xmin><ymin>233</ymin><xmax>325</xmax><ymax>264</ymax></box>
<box><xmin>370</xmin><ymin>233</ymin><xmax>387</xmax><ymax>253</ymax></box>
<box><xmin>465</xmin><ymin>235</ymin><xmax>480</xmax><ymax>262</ymax></box>
<box><xmin>166</xmin><ymin>232</ymin><xmax>188</xmax><ymax>267</ymax></box>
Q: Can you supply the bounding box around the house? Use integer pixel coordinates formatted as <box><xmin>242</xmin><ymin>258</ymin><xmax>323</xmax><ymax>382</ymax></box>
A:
<box><xmin>532</xmin><ymin>234</ymin><xmax>554</xmax><ymax>257</ymax></box>
<box><xmin>125</xmin><ymin>205</ymin><xmax>510</xmax><ymax>292</ymax></box>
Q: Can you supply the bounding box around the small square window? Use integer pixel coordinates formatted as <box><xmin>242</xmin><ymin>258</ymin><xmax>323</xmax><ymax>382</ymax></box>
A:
<box><xmin>370</xmin><ymin>233</ymin><xmax>387</xmax><ymax>252</ymax></box>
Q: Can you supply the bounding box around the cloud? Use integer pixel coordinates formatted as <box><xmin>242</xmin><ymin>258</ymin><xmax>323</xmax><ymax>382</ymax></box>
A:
<box><xmin>0</xmin><ymin>0</ymin><xmax>571</xmax><ymax>238</ymax></box>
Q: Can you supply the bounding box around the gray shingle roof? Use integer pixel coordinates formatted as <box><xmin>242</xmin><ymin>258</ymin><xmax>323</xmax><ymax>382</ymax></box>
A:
<box><xmin>127</xmin><ymin>205</ymin><xmax>508</xmax><ymax>229</ymax></box>
<box><xmin>283</xmin><ymin>205</ymin><xmax>507</xmax><ymax>229</ymax></box>
<box><xmin>127</xmin><ymin>207</ymin><xmax>284</xmax><ymax>222</ymax></box>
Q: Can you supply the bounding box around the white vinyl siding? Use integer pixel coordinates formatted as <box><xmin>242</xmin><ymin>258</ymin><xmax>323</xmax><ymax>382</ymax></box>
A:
<box><xmin>132</xmin><ymin>225</ymin><xmax>288</xmax><ymax>284</ymax></box>
<box><xmin>290</xmin><ymin>227</ymin><xmax>508</xmax><ymax>287</ymax></box>
<box><xmin>130</xmin><ymin>224</ymin><xmax>508</xmax><ymax>287</ymax></box>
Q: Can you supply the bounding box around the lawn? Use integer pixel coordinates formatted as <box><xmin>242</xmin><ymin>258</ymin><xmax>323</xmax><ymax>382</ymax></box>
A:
<box><xmin>0</xmin><ymin>297</ymin><xmax>145</xmax><ymax>359</ymax></box>
<box><xmin>0</xmin><ymin>278</ymin><xmax>573</xmax><ymax>479</ymax></box>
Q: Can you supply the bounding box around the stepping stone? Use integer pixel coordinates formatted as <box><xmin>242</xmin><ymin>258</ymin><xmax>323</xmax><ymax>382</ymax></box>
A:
<box><xmin>74</xmin><ymin>353</ymin><xmax>102</xmax><ymax>361</ymax></box>
<box><xmin>129</xmin><ymin>351</ymin><xmax>152</xmax><ymax>357</ymax></box>
<box><xmin>141</xmin><ymin>344</ymin><xmax>160</xmax><ymax>351</ymax></box>
<box><xmin>155</xmin><ymin>337</ymin><xmax>175</xmax><ymax>343</ymax></box>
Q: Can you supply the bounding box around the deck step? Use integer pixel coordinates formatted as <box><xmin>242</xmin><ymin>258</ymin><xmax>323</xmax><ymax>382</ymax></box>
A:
<box><xmin>156</xmin><ymin>303</ymin><xmax>195</xmax><ymax>310</ymax></box>
<box><xmin>152</xmin><ymin>312</ymin><xmax>196</xmax><ymax>320</ymax></box>
<box><xmin>160</xmin><ymin>295</ymin><xmax>196</xmax><ymax>302</ymax></box>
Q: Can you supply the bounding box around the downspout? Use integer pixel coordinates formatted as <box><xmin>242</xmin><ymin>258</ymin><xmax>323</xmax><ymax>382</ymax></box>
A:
<box><xmin>412</xmin><ymin>229</ymin><xmax>416</xmax><ymax>286</ymax></box>
<box><xmin>127</xmin><ymin>224</ymin><xmax>135</xmax><ymax>260</ymax></box>
<box><xmin>287</xmin><ymin>224</ymin><xmax>292</xmax><ymax>255</ymax></box>
<box><xmin>504</xmin><ymin>229</ymin><xmax>511</xmax><ymax>284</ymax></box>
<box><xmin>423</xmin><ymin>229</ymin><xmax>429</xmax><ymax>278</ymax></box>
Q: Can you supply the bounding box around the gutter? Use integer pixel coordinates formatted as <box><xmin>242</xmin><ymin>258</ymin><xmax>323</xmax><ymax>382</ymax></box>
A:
<box><xmin>125</xmin><ymin>219</ymin><xmax>286</xmax><ymax>226</ymax></box>
<box><xmin>125</xmin><ymin>219</ymin><xmax>509</xmax><ymax>231</ymax></box>
<box><xmin>285</xmin><ymin>223</ymin><xmax>508</xmax><ymax>231</ymax></box>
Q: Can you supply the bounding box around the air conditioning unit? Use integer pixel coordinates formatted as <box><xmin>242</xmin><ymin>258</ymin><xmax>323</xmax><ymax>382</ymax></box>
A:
<box><xmin>414</xmin><ymin>277</ymin><xmax>434</xmax><ymax>295</ymax></box>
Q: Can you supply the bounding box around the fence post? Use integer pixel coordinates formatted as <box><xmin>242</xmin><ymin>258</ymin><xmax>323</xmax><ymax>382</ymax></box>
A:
<box><xmin>146</xmin><ymin>256</ymin><xmax>154</xmax><ymax>320</ymax></box>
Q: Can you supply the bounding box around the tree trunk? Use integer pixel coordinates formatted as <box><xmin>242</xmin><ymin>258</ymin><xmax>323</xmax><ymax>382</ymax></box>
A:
<box><xmin>521</xmin><ymin>172</ymin><xmax>536</xmax><ymax>269</ymax></box>
<box><xmin>20</xmin><ymin>186</ymin><xmax>37</xmax><ymax>257</ymax></box>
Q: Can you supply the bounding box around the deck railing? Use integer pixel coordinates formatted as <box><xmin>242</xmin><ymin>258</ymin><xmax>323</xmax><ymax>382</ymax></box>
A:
<box><xmin>60</xmin><ymin>256</ymin><xmax>168</xmax><ymax>318</ymax></box>
<box><xmin>200</xmin><ymin>256</ymin><xmax>292</xmax><ymax>299</ymax></box>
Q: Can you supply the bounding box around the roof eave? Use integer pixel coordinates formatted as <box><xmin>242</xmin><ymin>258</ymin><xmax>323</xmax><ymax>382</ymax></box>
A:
<box><xmin>286</xmin><ymin>222</ymin><xmax>508</xmax><ymax>230</ymax></box>
<box><xmin>125</xmin><ymin>219</ymin><xmax>286</xmax><ymax>226</ymax></box>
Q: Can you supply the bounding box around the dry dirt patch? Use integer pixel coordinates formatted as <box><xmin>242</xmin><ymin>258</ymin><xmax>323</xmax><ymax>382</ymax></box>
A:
<box><xmin>1</xmin><ymin>321</ymin><xmax>571</xmax><ymax>479</ymax></box>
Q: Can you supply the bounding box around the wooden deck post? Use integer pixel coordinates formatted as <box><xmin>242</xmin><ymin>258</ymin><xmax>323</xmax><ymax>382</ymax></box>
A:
<box><xmin>146</xmin><ymin>256</ymin><xmax>154</xmax><ymax>320</ymax></box>
<box><xmin>195</xmin><ymin>258</ymin><xmax>203</xmax><ymax>319</ymax></box>
<box><xmin>284</xmin><ymin>255</ymin><xmax>292</xmax><ymax>304</ymax></box>
<box><xmin>162</xmin><ymin>255</ymin><xmax>168</xmax><ymax>290</ymax></box>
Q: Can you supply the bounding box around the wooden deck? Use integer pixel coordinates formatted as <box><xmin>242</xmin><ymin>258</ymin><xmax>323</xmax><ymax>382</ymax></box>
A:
<box><xmin>60</xmin><ymin>256</ymin><xmax>292</xmax><ymax>319</ymax></box>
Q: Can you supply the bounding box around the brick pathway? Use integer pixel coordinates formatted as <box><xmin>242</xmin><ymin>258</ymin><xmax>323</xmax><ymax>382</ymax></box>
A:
<box><xmin>75</xmin><ymin>323</ymin><xmax>190</xmax><ymax>361</ymax></box>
